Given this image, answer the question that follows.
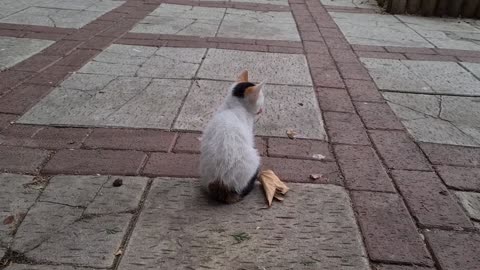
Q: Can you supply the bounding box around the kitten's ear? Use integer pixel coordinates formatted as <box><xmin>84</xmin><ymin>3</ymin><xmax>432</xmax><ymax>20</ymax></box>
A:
<box><xmin>236</xmin><ymin>70</ymin><xmax>249</xmax><ymax>83</ymax></box>
<box><xmin>246</xmin><ymin>81</ymin><xmax>265</xmax><ymax>97</ymax></box>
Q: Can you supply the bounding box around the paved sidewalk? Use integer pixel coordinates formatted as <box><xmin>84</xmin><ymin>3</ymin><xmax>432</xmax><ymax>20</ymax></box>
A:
<box><xmin>0</xmin><ymin>0</ymin><xmax>480</xmax><ymax>269</ymax></box>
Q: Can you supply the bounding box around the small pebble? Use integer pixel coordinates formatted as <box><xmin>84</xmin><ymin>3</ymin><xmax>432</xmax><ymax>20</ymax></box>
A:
<box><xmin>112</xmin><ymin>178</ymin><xmax>123</xmax><ymax>187</ymax></box>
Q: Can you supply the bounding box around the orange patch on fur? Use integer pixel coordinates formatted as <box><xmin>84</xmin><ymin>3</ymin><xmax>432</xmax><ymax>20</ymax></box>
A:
<box><xmin>237</xmin><ymin>70</ymin><xmax>249</xmax><ymax>83</ymax></box>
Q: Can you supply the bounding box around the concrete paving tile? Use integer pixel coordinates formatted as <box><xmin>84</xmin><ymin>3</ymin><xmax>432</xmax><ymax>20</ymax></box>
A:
<box><xmin>331</xmin><ymin>12</ymin><xmax>432</xmax><ymax>48</ymax></box>
<box><xmin>132</xmin><ymin>4</ymin><xmax>224</xmax><ymax>36</ymax></box>
<box><xmin>5</xmin><ymin>264</ymin><xmax>92</xmax><ymax>270</ymax></box>
<box><xmin>441</xmin><ymin>96</ymin><xmax>480</xmax><ymax>127</ymax></box>
<box><xmin>24</xmin><ymin>213</ymin><xmax>132</xmax><ymax>267</ymax></box>
<box><xmin>0</xmin><ymin>173</ymin><xmax>40</xmax><ymax>248</ymax></box>
<box><xmin>382</xmin><ymin>92</ymin><xmax>440</xmax><ymax>119</ymax></box>
<box><xmin>118</xmin><ymin>178</ymin><xmax>369</xmax><ymax>270</ymax></box>
<box><xmin>223</xmin><ymin>0</ymin><xmax>289</xmax><ymax>5</ymax></box>
<box><xmin>361</xmin><ymin>58</ymin><xmax>432</xmax><ymax>92</ymax></box>
<box><xmin>461</xmin><ymin>62</ymin><xmax>480</xmax><ymax>77</ymax></box>
<box><xmin>0</xmin><ymin>0</ymin><xmax>123</xmax><ymax>28</ymax></box>
<box><xmin>321</xmin><ymin>0</ymin><xmax>379</xmax><ymax>9</ymax></box>
<box><xmin>60</xmin><ymin>73</ymin><xmax>116</xmax><ymax>91</ymax></box>
<box><xmin>402</xmin><ymin>61</ymin><xmax>480</xmax><ymax>96</ymax></box>
<box><xmin>78</xmin><ymin>61</ymin><xmax>140</xmax><ymax>76</ymax></box>
<box><xmin>454</xmin><ymin>191</ymin><xmax>480</xmax><ymax>220</ymax></box>
<box><xmin>198</xmin><ymin>49</ymin><xmax>312</xmax><ymax>85</ymax></box>
<box><xmin>174</xmin><ymin>80</ymin><xmax>326</xmax><ymax>139</ymax></box>
<box><xmin>218</xmin><ymin>9</ymin><xmax>300</xmax><ymax>41</ymax></box>
<box><xmin>137</xmin><ymin>47</ymin><xmax>206</xmax><ymax>79</ymax></box>
<box><xmin>0</xmin><ymin>37</ymin><xmax>54</xmax><ymax>71</ymax></box>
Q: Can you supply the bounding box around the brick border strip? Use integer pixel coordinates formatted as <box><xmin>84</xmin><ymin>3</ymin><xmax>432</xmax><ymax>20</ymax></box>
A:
<box><xmin>0</xmin><ymin>124</ymin><xmax>342</xmax><ymax>186</ymax></box>
<box><xmin>116</xmin><ymin>33</ymin><xmax>303</xmax><ymax>53</ymax></box>
<box><xmin>352</xmin><ymin>43</ymin><xmax>480</xmax><ymax>63</ymax></box>
<box><xmin>290</xmin><ymin>0</ymin><xmax>479</xmax><ymax>269</ymax></box>
<box><xmin>0</xmin><ymin>23</ymin><xmax>75</xmax><ymax>41</ymax></box>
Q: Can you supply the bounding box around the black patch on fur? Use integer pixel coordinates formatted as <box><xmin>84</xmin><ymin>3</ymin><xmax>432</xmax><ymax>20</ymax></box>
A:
<box><xmin>232</xmin><ymin>82</ymin><xmax>255</xmax><ymax>98</ymax></box>
<box><xmin>240</xmin><ymin>167</ymin><xmax>260</xmax><ymax>197</ymax></box>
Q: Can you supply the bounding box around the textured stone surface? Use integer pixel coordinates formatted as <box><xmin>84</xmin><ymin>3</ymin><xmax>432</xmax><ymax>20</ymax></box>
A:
<box><xmin>84</xmin><ymin>128</ymin><xmax>175</xmax><ymax>151</ymax></box>
<box><xmin>268</xmin><ymin>138</ymin><xmax>333</xmax><ymax>160</ymax></box>
<box><xmin>321</xmin><ymin>0</ymin><xmax>379</xmax><ymax>9</ymax></box>
<box><xmin>198</xmin><ymin>49</ymin><xmax>312</xmax><ymax>86</ymax></box>
<box><xmin>324</xmin><ymin>112</ymin><xmax>370</xmax><ymax>145</ymax></box>
<box><xmin>382</xmin><ymin>92</ymin><xmax>480</xmax><ymax>147</ymax></box>
<box><xmin>218</xmin><ymin>9</ymin><xmax>300</xmax><ymax>41</ymax></box>
<box><xmin>175</xmin><ymin>80</ymin><xmax>326</xmax><ymax>139</ymax></box>
<box><xmin>119</xmin><ymin>178</ymin><xmax>369</xmax><ymax>270</ymax></box>
<box><xmin>454</xmin><ymin>191</ymin><xmax>480</xmax><ymax>220</ymax></box>
<box><xmin>351</xmin><ymin>191</ymin><xmax>433</xmax><ymax>265</ymax></box>
<box><xmin>392</xmin><ymin>170</ymin><xmax>472</xmax><ymax>228</ymax></box>
<box><xmin>436</xmin><ymin>166</ymin><xmax>480</xmax><ymax>191</ymax></box>
<box><xmin>374</xmin><ymin>265</ymin><xmax>433</xmax><ymax>270</ymax></box>
<box><xmin>0</xmin><ymin>174</ymin><xmax>40</xmax><ymax>249</ymax></box>
<box><xmin>132</xmin><ymin>4</ymin><xmax>300</xmax><ymax>41</ymax></box>
<box><xmin>425</xmin><ymin>230</ymin><xmax>480</xmax><ymax>270</ymax></box>
<box><xmin>335</xmin><ymin>145</ymin><xmax>396</xmax><ymax>192</ymax></box>
<box><xmin>0</xmin><ymin>0</ymin><xmax>124</xmax><ymax>28</ymax></box>
<box><xmin>331</xmin><ymin>13</ymin><xmax>431</xmax><ymax>48</ymax></box>
<box><xmin>0</xmin><ymin>37</ymin><xmax>54</xmax><ymax>71</ymax></box>
<box><xmin>5</xmin><ymin>265</ymin><xmax>91</xmax><ymax>270</ymax></box>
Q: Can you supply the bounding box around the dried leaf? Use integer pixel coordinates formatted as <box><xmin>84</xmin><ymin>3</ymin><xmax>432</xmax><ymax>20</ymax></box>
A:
<box><xmin>312</xmin><ymin>154</ymin><xmax>325</xmax><ymax>160</ymax></box>
<box><xmin>309</xmin><ymin>174</ymin><xmax>322</xmax><ymax>180</ymax></box>
<box><xmin>286</xmin><ymin>129</ymin><xmax>298</xmax><ymax>139</ymax></box>
<box><xmin>3</xmin><ymin>215</ymin><xmax>14</xmax><ymax>225</ymax></box>
<box><xmin>115</xmin><ymin>249</ymin><xmax>123</xmax><ymax>256</ymax></box>
<box><xmin>259</xmin><ymin>170</ymin><xmax>290</xmax><ymax>207</ymax></box>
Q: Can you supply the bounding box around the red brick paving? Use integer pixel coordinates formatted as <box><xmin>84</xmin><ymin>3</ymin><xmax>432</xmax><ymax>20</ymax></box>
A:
<box><xmin>0</xmin><ymin>0</ymin><xmax>479</xmax><ymax>268</ymax></box>
<box><xmin>392</xmin><ymin>170</ymin><xmax>473</xmax><ymax>229</ymax></box>
<box><xmin>351</xmin><ymin>191</ymin><xmax>433</xmax><ymax>266</ymax></box>
<box><xmin>425</xmin><ymin>230</ymin><xmax>480</xmax><ymax>270</ymax></box>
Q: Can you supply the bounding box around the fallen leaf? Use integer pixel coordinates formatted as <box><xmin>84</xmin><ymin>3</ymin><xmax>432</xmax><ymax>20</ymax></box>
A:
<box><xmin>309</xmin><ymin>174</ymin><xmax>322</xmax><ymax>180</ymax></box>
<box><xmin>312</xmin><ymin>154</ymin><xmax>325</xmax><ymax>160</ymax></box>
<box><xmin>286</xmin><ymin>129</ymin><xmax>298</xmax><ymax>139</ymax></box>
<box><xmin>231</xmin><ymin>232</ymin><xmax>250</xmax><ymax>244</ymax></box>
<box><xmin>3</xmin><ymin>215</ymin><xmax>14</xmax><ymax>225</ymax></box>
<box><xmin>115</xmin><ymin>249</ymin><xmax>123</xmax><ymax>256</ymax></box>
<box><xmin>259</xmin><ymin>170</ymin><xmax>289</xmax><ymax>207</ymax></box>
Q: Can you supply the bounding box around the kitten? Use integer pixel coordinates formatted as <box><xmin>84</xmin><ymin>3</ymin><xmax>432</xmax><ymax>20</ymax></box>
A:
<box><xmin>200</xmin><ymin>70</ymin><xmax>265</xmax><ymax>204</ymax></box>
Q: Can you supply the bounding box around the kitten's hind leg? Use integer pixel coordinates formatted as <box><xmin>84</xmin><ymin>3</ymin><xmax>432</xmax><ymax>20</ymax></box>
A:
<box><xmin>208</xmin><ymin>180</ymin><xmax>242</xmax><ymax>204</ymax></box>
<box><xmin>240</xmin><ymin>167</ymin><xmax>260</xmax><ymax>197</ymax></box>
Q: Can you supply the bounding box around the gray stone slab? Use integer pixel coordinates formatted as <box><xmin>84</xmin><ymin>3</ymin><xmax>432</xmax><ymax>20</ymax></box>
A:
<box><xmin>218</xmin><ymin>9</ymin><xmax>301</xmax><ymax>41</ymax></box>
<box><xmin>174</xmin><ymin>80</ymin><xmax>326</xmax><ymax>139</ymax></box>
<box><xmin>118</xmin><ymin>178</ymin><xmax>370</xmax><ymax>270</ymax></box>
<box><xmin>0</xmin><ymin>37</ymin><xmax>54</xmax><ymax>71</ymax></box>
<box><xmin>60</xmin><ymin>73</ymin><xmax>117</xmax><ymax>92</ymax></box>
<box><xmin>402</xmin><ymin>61</ymin><xmax>480</xmax><ymax>96</ymax></box>
<box><xmin>137</xmin><ymin>47</ymin><xmax>206</xmax><ymax>79</ymax></box>
<box><xmin>397</xmin><ymin>15</ymin><xmax>480</xmax><ymax>51</ymax></box>
<box><xmin>13</xmin><ymin>202</ymin><xmax>84</xmax><ymax>253</ymax></box>
<box><xmin>321</xmin><ymin>0</ymin><xmax>379</xmax><ymax>9</ymax></box>
<box><xmin>0</xmin><ymin>0</ymin><xmax>123</xmax><ymax>28</ymax></box>
<box><xmin>462</xmin><ymin>62</ymin><xmax>480</xmax><ymax>78</ymax></box>
<box><xmin>402</xmin><ymin>117</ymin><xmax>480</xmax><ymax>147</ymax></box>
<box><xmin>362</xmin><ymin>59</ymin><xmax>480</xmax><ymax>96</ymax></box>
<box><xmin>383</xmin><ymin>92</ymin><xmax>480</xmax><ymax>146</ymax></box>
<box><xmin>331</xmin><ymin>12</ymin><xmax>432</xmax><ymax>48</ymax></box>
<box><xmin>39</xmin><ymin>175</ymin><xmax>108</xmax><ymax>207</ymax></box>
<box><xmin>24</xmin><ymin>214</ymin><xmax>131</xmax><ymax>267</ymax></box>
<box><xmin>79</xmin><ymin>62</ymin><xmax>140</xmax><ymax>77</ymax></box>
<box><xmin>5</xmin><ymin>264</ymin><xmax>91</xmax><ymax>270</ymax></box>
<box><xmin>361</xmin><ymin>58</ymin><xmax>432</xmax><ymax>92</ymax></box>
<box><xmin>223</xmin><ymin>0</ymin><xmax>289</xmax><ymax>6</ymax></box>
<box><xmin>132</xmin><ymin>4</ymin><xmax>224</xmax><ymax>36</ymax></box>
<box><xmin>85</xmin><ymin>176</ymin><xmax>149</xmax><ymax>215</ymax></box>
<box><xmin>0</xmin><ymin>173</ymin><xmax>40</xmax><ymax>248</ymax></box>
<box><xmin>198</xmin><ymin>49</ymin><xmax>312</xmax><ymax>86</ymax></box>
<box><xmin>441</xmin><ymin>96</ymin><xmax>480</xmax><ymax>127</ymax></box>
<box><xmin>454</xmin><ymin>191</ymin><xmax>480</xmax><ymax>220</ymax></box>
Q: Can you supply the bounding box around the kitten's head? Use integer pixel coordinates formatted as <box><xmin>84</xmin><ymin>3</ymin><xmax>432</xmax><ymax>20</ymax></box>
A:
<box><xmin>231</xmin><ymin>70</ymin><xmax>265</xmax><ymax>115</ymax></box>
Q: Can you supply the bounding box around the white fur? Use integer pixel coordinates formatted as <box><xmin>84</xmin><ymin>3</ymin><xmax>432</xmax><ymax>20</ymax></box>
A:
<box><xmin>200</xmin><ymin>82</ymin><xmax>265</xmax><ymax>193</ymax></box>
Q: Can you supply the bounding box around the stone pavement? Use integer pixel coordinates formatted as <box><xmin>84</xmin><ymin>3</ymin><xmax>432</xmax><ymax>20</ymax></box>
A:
<box><xmin>0</xmin><ymin>0</ymin><xmax>480</xmax><ymax>269</ymax></box>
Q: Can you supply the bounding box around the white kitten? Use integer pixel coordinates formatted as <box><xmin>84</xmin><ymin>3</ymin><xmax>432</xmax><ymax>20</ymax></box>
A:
<box><xmin>200</xmin><ymin>70</ymin><xmax>265</xmax><ymax>203</ymax></box>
